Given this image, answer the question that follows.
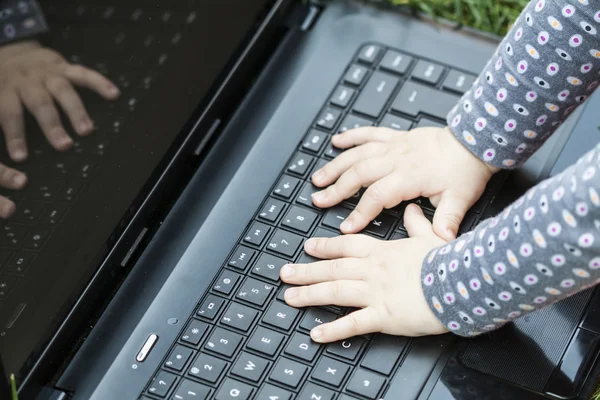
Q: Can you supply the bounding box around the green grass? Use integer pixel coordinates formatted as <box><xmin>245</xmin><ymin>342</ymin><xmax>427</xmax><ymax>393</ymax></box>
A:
<box><xmin>378</xmin><ymin>0</ymin><xmax>529</xmax><ymax>36</ymax></box>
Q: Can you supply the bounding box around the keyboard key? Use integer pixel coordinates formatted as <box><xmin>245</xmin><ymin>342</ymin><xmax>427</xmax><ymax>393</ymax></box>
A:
<box><xmin>270</xmin><ymin>357</ymin><xmax>307</xmax><ymax>388</ymax></box>
<box><xmin>247</xmin><ymin>326</ymin><xmax>285</xmax><ymax>356</ymax></box>
<box><xmin>0</xmin><ymin>275</ymin><xmax>17</xmax><ymax>299</ymax></box>
<box><xmin>197</xmin><ymin>295</ymin><xmax>226</xmax><ymax>320</ymax></box>
<box><xmin>346</xmin><ymin>369</ymin><xmax>385</xmax><ymax>399</ymax></box>
<box><xmin>358</xmin><ymin>44</ymin><xmax>382</xmax><ymax>65</ymax></box>
<box><xmin>311</xmin><ymin>227</ymin><xmax>338</xmax><ymax>239</ymax></box>
<box><xmin>213</xmin><ymin>270</ymin><xmax>241</xmax><ymax>295</ymax></box>
<box><xmin>416</xmin><ymin>118</ymin><xmax>445</xmax><ymax>129</ymax></box>
<box><xmin>361</xmin><ymin>335</ymin><xmax>407</xmax><ymax>375</ymax></box>
<box><xmin>298</xmin><ymin>382</ymin><xmax>336</xmax><ymax>400</ymax></box>
<box><xmin>390</xmin><ymin>231</ymin><xmax>407</xmax><ymax>240</ymax></box>
<box><xmin>338</xmin><ymin>114</ymin><xmax>374</xmax><ymax>133</ymax></box>
<box><xmin>364</xmin><ymin>213</ymin><xmax>395</xmax><ymax>237</ymax></box>
<box><xmin>10</xmin><ymin>202</ymin><xmax>45</xmax><ymax>224</ymax></box>
<box><xmin>339</xmin><ymin>396</ymin><xmax>360</xmax><ymax>400</ymax></box>
<box><xmin>326</xmin><ymin>336</ymin><xmax>366</xmax><ymax>362</ymax></box>
<box><xmin>297</xmin><ymin>252</ymin><xmax>320</xmax><ymax>264</ymax></box>
<box><xmin>316</xmin><ymin>107</ymin><xmax>342</xmax><ymax>131</ymax></box>
<box><xmin>0</xmin><ymin>224</ymin><xmax>29</xmax><ymax>247</ymax></box>
<box><xmin>251</xmin><ymin>253</ymin><xmax>287</xmax><ymax>282</ymax></box>
<box><xmin>236</xmin><ymin>277</ymin><xmax>275</xmax><ymax>307</ymax></box>
<box><xmin>353</xmin><ymin>71</ymin><xmax>399</xmax><ymax>119</ymax></box>
<box><xmin>344</xmin><ymin>64</ymin><xmax>369</xmax><ymax>86</ymax></box>
<box><xmin>0</xmin><ymin>250</ymin><xmax>10</xmax><ymax>268</ymax></box>
<box><xmin>188</xmin><ymin>353</ymin><xmax>228</xmax><ymax>383</ymax></box>
<box><xmin>180</xmin><ymin>319</ymin><xmax>210</xmax><ymax>346</ymax></box>
<box><xmin>204</xmin><ymin>327</ymin><xmax>243</xmax><ymax>358</ymax></box>
<box><xmin>215</xmin><ymin>378</ymin><xmax>254</xmax><ymax>400</ymax></box>
<box><xmin>41</xmin><ymin>204</ymin><xmax>69</xmax><ymax>226</ymax></box>
<box><xmin>227</xmin><ymin>246</ymin><xmax>256</xmax><ymax>271</ymax></box>
<box><xmin>379</xmin><ymin>50</ymin><xmax>413</xmax><ymax>75</ymax></box>
<box><xmin>256</xmin><ymin>383</ymin><xmax>293</xmax><ymax>400</ymax></box>
<box><xmin>243</xmin><ymin>222</ymin><xmax>271</xmax><ymax>247</ymax></box>
<box><xmin>323</xmin><ymin>141</ymin><xmax>343</xmax><ymax>159</ymax></box>
<box><xmin>443</xmin><ymin>69</ymin><xmax>476</xmax><ymax>94</ymax></box>
<box><xmin>330</xmin><ymin>85</ymin><xmax>355</xmax><ymax>108</ymax></box>
<box><xmin>221</xmin><ymin>302</ymin><xmax>258</xmax><ymax>332</ymax></box>
<box><xmin>231</xmin><ymin>351</ymin><xmax>270</xmax><ymax>382</ymax></box>
<box><xmin>266</xmin><ymin>229</ymin><xmax>303</xmax><ymax>257</ymax></box>
<box><xmin>4</xmin><ymin>252</ymin><xmax>35</xmax><ymax>275</ymax></box>
<box><xmin>391</xmin><ymin>81</ymin><xmax>459</xmax><ymax>120</ymax></box>
<box><xmin>299</xmin><ymin>308</ymin><xmax>337</xmax><ymax>331</ymax></box>
<box><xmin>379</xmin><ymin>114</ymin><xmax>412</xmax><ymax>131</ymax></box>
<box><xmin>287</xmin><ymin>152</ymin><xmax>315</xmax><ymax>177</ymax></box>
<box><xmin>273</xmin><ymin>175</ymin><xmax>300</xmax><ymax>199</ymax></box>
<box><xmin>295</xmin><ymin>182</ymin><xmax>321</xmax><ymax>210</ymax></box>
<box><xmin>310</xmin><ymin>158</ymin><xmax>328</xmax><ymax>177</ymax></box>
<box><xmin>281</xmin><ymin>206</ymin><xmax>318</xmax><ymax>234</ymax></box>
<box><xmin>263</xmin><ymin>301</ymin><xmax>299</xmax><ymax>331</ymax></box>
<box><xmin>165</xmin><ymin>345</ymin><xmax>194</xmax><ymax>371</ymax></box>
<box><xmin>412</xmin><ymin>60</ymin><xmax>445</xmax><ymax>85</ymax></box>
<box><xmin>172</xmin><ymin>379</ymin><xmax>211</xmax><ymax>400</ymax></box>
<box><xmin>284</xmin><ymin>332</ymin><xmax>320</xmax><ymax>362</ymax></box>
<box><xmin>60</xmin><ymin>183</ymin><xmax>83</xmax><ymax>203</ymax></box>
<box><xmin>258</xmin><ymin>198</ymin><xmax>286</xmax><ymax>224</ymax></box>
<box><xmin>302</xmin><ymin>129</ymin><xmax>328</xmax><ymax>154</ymax></box>
<box><xmin>147</xmin><ymin>370</ymin><xmax>177</xmax><ymax>397</ymax></box>
<box><xmin>412</xmin><ymin>197</ymin><xmax>435</xmax><ymax>212</ymax></box>
<box><xmin>31</xmin><ymin>182</ymin><xmax>61</xmax><ymax>202</ymax></box>
<box><xmin>312</xmin><ymin>357</ymin><xmax>350</xmax><ymax>387</ymax></box>
<box><xmin>23</xmin><ymin>228</ymin><xmax>51</xmax><ymax>250</ymax></box>
<box><xmin>322</xmin><ymin>206</ymin><xmax>351</xmax><ymax>231</ymax></box>
<box><xmin>277</xmin><ymin>284</ymin><xmax>294</xmax><ymax>302</ymax></box>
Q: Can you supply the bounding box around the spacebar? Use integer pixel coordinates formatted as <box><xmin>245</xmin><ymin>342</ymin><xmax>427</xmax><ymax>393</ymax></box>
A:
<box><xmin>381</xmin><ymin>335</ymin><xmax>454</xmax><ymax>400</ymax></box>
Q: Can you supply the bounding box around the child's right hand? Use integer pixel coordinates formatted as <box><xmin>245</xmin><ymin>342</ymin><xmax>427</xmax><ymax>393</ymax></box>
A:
<box><xmin>311</xmin><ymin>126</ymin><xmax>498</xmax><ymax>241</ymax></box>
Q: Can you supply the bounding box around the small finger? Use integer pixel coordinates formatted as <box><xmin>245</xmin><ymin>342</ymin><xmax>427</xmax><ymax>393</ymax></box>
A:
<box><xmin>341</xmin><ymin>174</ymin><xmax>413</xmax><ymax>233</ymax></box>
<box><xmin>312</xmin><ymin>142</ymin><xmax>384</xmax><ymax>187</ymax></box>
<box><xmin>311</xmin><ymin>308</ymin><xmax>380</xmax><ymax>343</ymax></box>
<box><xmin>305</xmin><ymin>235</ymin><xmax>376</xmax><ymax>259</ymax></box>
<box><xmin>404</xmin><ymin>204</ymin><xmax>435</xmax><ymax>238</ymax></box>
<box><xmin>19</xmin><ymin>86</ymin><xmax>72</xmax><ymax>150</ymax></box>
<box><xmin>312</xmin><ymin>158</ymin><xmax>393</xmax><ymax>208</ymax></box>
<box><xmin>280</xmin><ymin>258</ymin><xmax>365</xmax><ymax>285</ymax></box>
<box><xmin>331</xmin><ymin>126</ymin><xmax>395</xmax><ymax>149</ymax></box>
<box><xmin>284</xmin><ymin>280</ymin><xmax>370</xmax><ymax>308</ymax></box>
<box><xmin>46</xmin><ymin>76</ymin><xmax>93</xmax><ymax>135</ymax></box>
<box><xmin>432</xmin><ymin>191</ymin><xmax>474</xmax><ymax>241</ymax></box>
<box><xmin>0</xmin><ymin>196</ymin><xmax>16</xmax><ymax>218</ymax></box>
<box><xmin>0</xmin><ymin>163</ymin><xmax>27</xmax><ymax>190</ymax></box>
<box><xmin>62</xmin><ymin>64</ymin><xmax>120</xmax><ymax>99</ymax></box>
<box><xmin>0</xmin><ymin>91</ymin><xmax>27</xmax><ymax>161</ymax></box>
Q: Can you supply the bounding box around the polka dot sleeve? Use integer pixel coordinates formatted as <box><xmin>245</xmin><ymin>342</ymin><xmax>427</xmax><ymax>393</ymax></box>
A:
<box><xmin>447</xmin><ymin>0</ymin><xmax>600</xmax><ymax>169</ymax></box>
<box><xmin>421</xmin><ymin>143</ymin><xmax>600</xmax><ymax>337</ymax></box>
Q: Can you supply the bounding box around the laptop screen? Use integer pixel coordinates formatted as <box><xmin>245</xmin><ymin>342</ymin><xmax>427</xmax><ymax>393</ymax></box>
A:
<box><xmin>0</xmin><ymin>0</ymin><xmax>271</xmax><ymax>386</ymax></box>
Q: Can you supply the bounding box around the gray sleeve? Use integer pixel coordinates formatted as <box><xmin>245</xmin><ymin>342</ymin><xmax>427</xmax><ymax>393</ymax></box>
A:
<box><xmin>446</xmin><ymin>0</ymin><xmax>600</xmax><ymax>169</ymax></box>
<box><xmin>421</xmin><ymin>143</ymin><xmax>600</xmax><ymax>337</ymax></box>
<box><xmin>0</xmin><ymin>1</ymin><xmax>48</xmax><ymax>45</ymax></box>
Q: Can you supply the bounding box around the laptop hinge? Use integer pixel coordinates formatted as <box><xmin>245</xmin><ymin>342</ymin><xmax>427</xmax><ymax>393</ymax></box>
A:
<box><xmin>285</xmin><ymin>3</ymin><xmax>321</xmax><ymax>31</ymax></box>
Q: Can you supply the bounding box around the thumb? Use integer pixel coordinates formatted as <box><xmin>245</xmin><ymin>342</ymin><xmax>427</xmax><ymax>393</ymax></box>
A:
<box><xmin>432</xmin><ymin>192</ymin><xmax>472</xmax><ymax>241</ymax></box>
<box><xmin>404</xmin><ymin>204</ymin><xmax>434</xmax><ymax>238</ymax></box>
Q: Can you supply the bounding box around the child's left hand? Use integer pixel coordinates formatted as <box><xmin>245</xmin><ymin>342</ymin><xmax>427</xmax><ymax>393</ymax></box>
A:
<box><xmin>280</xmin><ymin>204</ymin><xmax>449</xmax><ymax>343</ymax></box>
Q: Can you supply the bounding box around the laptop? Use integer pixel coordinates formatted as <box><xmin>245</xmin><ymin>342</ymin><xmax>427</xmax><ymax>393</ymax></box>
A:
<box><xmin>2</xmin><ymin>0</ymin><xmax>599</xmax><ymax>399</ymax></box>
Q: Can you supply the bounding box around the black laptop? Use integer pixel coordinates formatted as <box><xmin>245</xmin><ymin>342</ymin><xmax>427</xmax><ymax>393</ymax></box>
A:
<box><xmin>2</xmin><ymin>1</ymin><xmax>600</xmax><ymax>399</ymax></box>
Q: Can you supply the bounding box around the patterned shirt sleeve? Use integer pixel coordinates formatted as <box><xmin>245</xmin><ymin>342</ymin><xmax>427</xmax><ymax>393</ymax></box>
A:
<box><xmin>0</xmin><ymin>1</ymin><xmax>48</xmax><ymax>45</ymax></box>
<box><xmin>421</xmin><ymin>143</ymin><xmax>600</xmax><ymax>337</ymax></box>
<box><xmin>446</xmin><ymin>0</ymin><xmax>600</xmax><ymax>170</ymax></box>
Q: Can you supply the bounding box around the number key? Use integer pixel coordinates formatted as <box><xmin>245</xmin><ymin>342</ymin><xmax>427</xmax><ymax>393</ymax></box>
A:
<box><xmin>204</xmin><ymin>327</ymin><xmax>243</xmax><ymax>358</ymax></box>
<box><xmin>282</xmin><ymin>206</ymin><xmax>318</xmax><ymax>234</ymax></box>
<box><xmin>266</xmin><ymin>229</ymin><xmax>303</xmax><ymax>258</ymax></box>
<box><xmin>251</xmin><ymin>253</ymin><xmax>287</xmax><ymax>283</ymax></box>
<box><xmin>220</xmin><ymin>302</ymin><xmax>258</xmax><ymax>332</ymax></box>
<box><xmin>188</xmin><ymin>353</ymin><xmax>228</xmax><ymax>383</ymax></box>
<box><xmin>236</xmin><ymin>277</ymin><xmax>274</xmax><ymax>307</ymax></box>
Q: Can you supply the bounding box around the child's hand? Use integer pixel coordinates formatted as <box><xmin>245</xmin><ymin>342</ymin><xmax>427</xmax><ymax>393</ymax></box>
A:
<box><xmin>311</xmin><ymin>126</ymin><xmax>498</xmax><ymax>240</ymax></box>
<box><xmin>280</xmin><ymin>204</ymin><xmax>448</xmax><ymax>343</ymax></box>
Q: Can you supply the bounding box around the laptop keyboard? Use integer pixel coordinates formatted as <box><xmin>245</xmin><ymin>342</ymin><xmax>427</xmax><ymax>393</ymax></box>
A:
<box><xmin>141</xmin><ymin>43</ymin><xmax>497</xmax><ymax>400</ymax></box>
<box><xmin>0</xmin><ymin>4</ymin><xmax>198</xmax><ymax>307</ymax></box>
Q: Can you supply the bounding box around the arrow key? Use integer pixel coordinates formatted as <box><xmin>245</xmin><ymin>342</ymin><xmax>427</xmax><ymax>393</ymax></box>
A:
<box><xmin>346</xmin><ymin>369</ymin><xmax>385</xmax><ymax>399</ymax></box>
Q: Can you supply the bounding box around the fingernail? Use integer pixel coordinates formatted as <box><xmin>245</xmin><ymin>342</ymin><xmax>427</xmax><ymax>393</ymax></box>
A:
<box><xmin>446</xmin><ymin>228</ymin><xmax>457</xmax><ymax>238</ymax></box>
<box><xmin>60</xmin><ymin>135</ymin><xmax>72</xmax><ymax>147</ymax></box>
<box><xmin>12</xmin><ymin>149</ymin><xmax>26</xmax><ymax>161</ymax></box>
<box><xmin>341</xmin><ymin>219</ymin><xmax>353</xmax><ymax>231</ymax></box>
<box><xmin>280</xmin><ymin>265</ymin><xmax>294</xmax><ymax>279</ymax></box>
<box><xmin>285</xmin><ymin>288</ymin><xmax>298</xmax><ymax>300</ymax></box>
<box><xmin>305</xmin><ymin>239</ymin><xmax>316</xmax><ymax>251</ymax></box>
<box><xmin>311</xmin><ymin>328</ymin><xmax>323</xmax><ymax>339</ymax></box>
<box><xmin>13</xmin><ymin>174</ymin><xmax>26</xmax><ymax>187</ymax></box>
<box><xmin>108</xmin><ymin>85</ymin><xmax>120</xmax><ymax>96</ymax></box>
<box><xmin>79</xmin><ymin>119</ymin><xmax>93</xmax><ymax>133</ymax></box>
<box><xmin>313</xmin><ymin>170</ymin><xmax>324</xmax><ymax>181</ymax></box>
<box><xmin>2</xmin><ymin>202</ymin><xmax>14</xmax><ymax>218</ymax></box>
<box><xmin>311</xmin><ymin>191</ymin><xmax>323</xmax><ymax>201</ymax></box>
